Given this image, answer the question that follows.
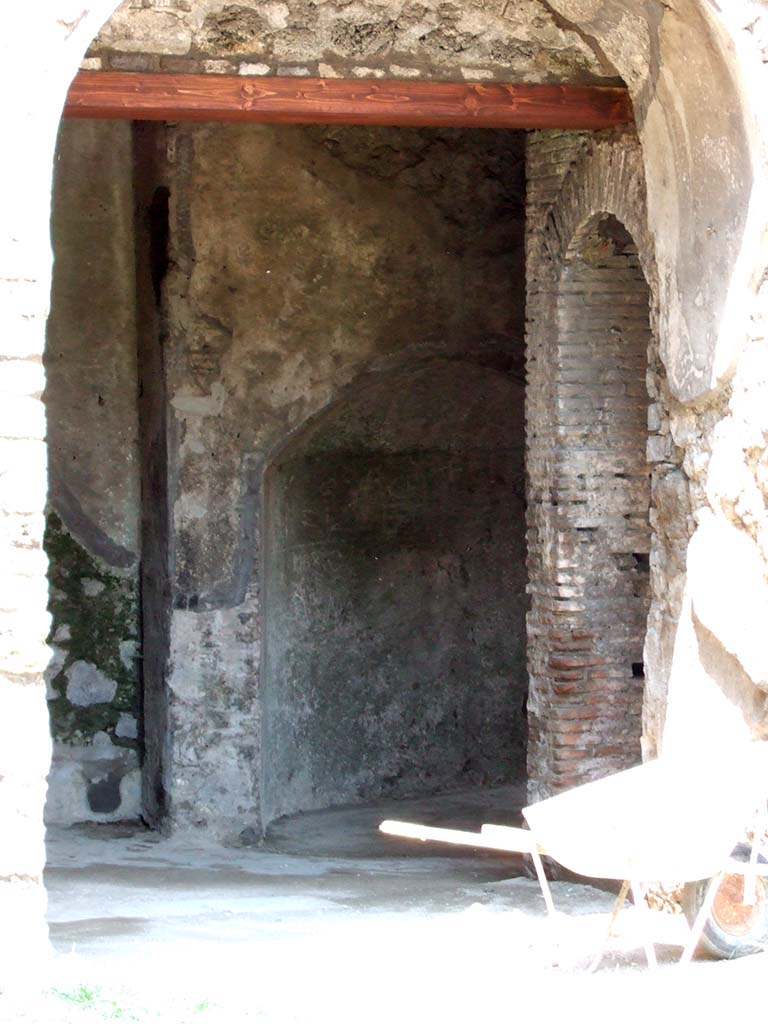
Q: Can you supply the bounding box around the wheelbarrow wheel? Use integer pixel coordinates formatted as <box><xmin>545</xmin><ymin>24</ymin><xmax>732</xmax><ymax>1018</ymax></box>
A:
<box><xmin>682</xmin><ymin>843</ymin><xmax>768</xmax><ymax>959</ymax></box>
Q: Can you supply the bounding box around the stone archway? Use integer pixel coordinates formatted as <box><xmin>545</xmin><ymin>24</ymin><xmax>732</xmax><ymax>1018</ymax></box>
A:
<box><xmin>3</xmin><ymin>0</ymin><xmax>768</xmax><ymax>987</ymax></box>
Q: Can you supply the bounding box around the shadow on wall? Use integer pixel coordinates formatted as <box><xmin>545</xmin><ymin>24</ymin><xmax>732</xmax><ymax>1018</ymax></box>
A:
<box><xmin>261</xmin><ymin>357</ymin><xmax>528</xmax><ymax>827</ymax></box>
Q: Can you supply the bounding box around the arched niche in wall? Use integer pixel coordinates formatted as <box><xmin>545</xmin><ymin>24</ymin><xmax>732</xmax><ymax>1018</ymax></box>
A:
<box><xmin>526</xmin><ymin>134</ymin><xmax>659</xmax><ymax>800</ymax></box>
<box><xmin>260</xmin><ymin>357</ymin><xmax>527</xmax><ymax>828</ymax></box>
<box><xmin>554</xmin><ymin>212</ymin><xmax>652</xmax><ymax>766</ymax></box>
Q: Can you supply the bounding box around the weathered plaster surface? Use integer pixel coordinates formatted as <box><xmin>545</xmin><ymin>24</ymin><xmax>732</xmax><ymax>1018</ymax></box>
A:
<box><xmin>44</xmin><ymin>513</ymin><xmax>141</xmax><ymax>824</ymax></box>
<box><xmin>157</xmin><ymin>122</ymin><xmax>526</xmax><ymax>834</ymax></box>
<box><xmin>262</xmin><ymin>359</ymin><xmax>526</xmax><ymax>824</ymax></box>
<box><xmin>44</xmin><ymin>119</ymin><xmax>141</xmax><ymax>825</ymax></box>
<box><xmin>86</xmin><ymin>1</ymin><xmax>767</xmax><ymax>409</ymax></box>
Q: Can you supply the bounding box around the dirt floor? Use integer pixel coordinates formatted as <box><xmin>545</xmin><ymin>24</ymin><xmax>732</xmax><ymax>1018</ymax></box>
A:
<box><xmin>2</xmin><ymin>785</ymin><xmax>767</xmax><ymax>1023</ymax></box>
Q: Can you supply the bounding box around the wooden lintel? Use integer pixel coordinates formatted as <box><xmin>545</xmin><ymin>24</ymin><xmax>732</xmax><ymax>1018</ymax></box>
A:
<box><xmin>64</xmin><ymin>71</ymin><xmax>633</xmax><ymax>130</ymax></box>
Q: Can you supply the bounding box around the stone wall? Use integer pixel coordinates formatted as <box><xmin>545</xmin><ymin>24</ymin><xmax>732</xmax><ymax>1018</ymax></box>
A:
<box><xmin>262</xmin><ymin>359</ymin><xmax>526</xmax><ymax>824</ymax></box>
<box><xmin>87</xmin><ymin>0</ymin><xmax>617</xmax><ymax>84</ymax></box>
<box><xmin>153</xmin><ymin>121</ymin><xmax>526</xmax><ymax>834</ymax></box>
<box><xmin>44</xmin><ymin>120</ymin><xmax>142</xmax><ymax>825</ymax></box>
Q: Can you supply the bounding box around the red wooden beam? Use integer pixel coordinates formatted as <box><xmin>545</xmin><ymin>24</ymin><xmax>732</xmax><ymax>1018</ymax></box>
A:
<box><xmin>63</xmin><ymin>71</ymin><xmax>632</xmax><ymax>130</ymax></box>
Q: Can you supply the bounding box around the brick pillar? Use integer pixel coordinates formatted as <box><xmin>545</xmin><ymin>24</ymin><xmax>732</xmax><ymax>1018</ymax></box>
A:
<box><xmin>0</xmin><ymin>2</ymin><xmax>120</xmax><ymax>990</ymax></box>
<box><xmin>524</xmin><ymin>130</ymin><xmax>591</xmax><ymax>802</ymax></box>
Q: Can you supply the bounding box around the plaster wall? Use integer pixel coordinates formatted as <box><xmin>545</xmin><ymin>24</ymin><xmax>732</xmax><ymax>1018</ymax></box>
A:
<box><xmin>156</xmin><ymin>122</ymin><xmax>527</xmax><ymax>834</ymax></box>
<box><xmin>262</xmin><ymin>360</ymin><xmax>527</xmax><ymax>824</ymax></box>
<box><xmin>44</xmin><ymin>120</ymin><xmax>142</xmax><ymax>826</ymax></box>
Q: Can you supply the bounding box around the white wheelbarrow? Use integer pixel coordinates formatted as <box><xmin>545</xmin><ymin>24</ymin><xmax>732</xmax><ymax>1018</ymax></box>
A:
<box><xmin>381</xmin><ymin>742</ymin><xmax>768</xmax><ymax>968</ymax></box>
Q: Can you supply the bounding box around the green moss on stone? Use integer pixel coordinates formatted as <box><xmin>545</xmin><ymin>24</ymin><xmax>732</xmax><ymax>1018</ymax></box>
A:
<box><xmin>45</xmin><ymin>511</ymin><xmax>139</xmax><ymax>745</ymax></box>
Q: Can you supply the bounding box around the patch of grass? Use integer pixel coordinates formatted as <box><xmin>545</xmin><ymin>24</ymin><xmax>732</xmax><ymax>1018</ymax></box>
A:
<box><xmin>51</xmin><ymin>984</ymin><xmax>138</xmax><ymax>1020</ymax></box>
<box><xmin>54</xmin><ymin>983</ymin><xmax>100</xmax><ymax>1005</ymax></box>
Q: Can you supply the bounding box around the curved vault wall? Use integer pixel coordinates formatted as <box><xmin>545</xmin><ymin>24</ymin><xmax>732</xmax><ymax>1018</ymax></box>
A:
<box><xmin>261</xmin><ymin>360</ymin><xmax>527</xmax><ymax>826</ymax></box>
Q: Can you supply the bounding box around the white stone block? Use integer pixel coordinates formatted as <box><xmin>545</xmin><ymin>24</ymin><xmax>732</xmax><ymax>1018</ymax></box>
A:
<box><xmin>239</xmin><ymin>62</ymin><xmax>271</xmax><ymax>75</ymax></box>
<box><xmin>647</xmin><ymin>434</ymin><xmax>673</xmax><ymax>462</ymax></box>
<box><xmin>81</xmin><ymin>578</ymin><xmax>106</xmax><ymax>597</ymax></box>
<box><xmin>203</xmin><ymin>59</ymin><xmax>234</xmax><ymax>74</ymax></box>
<box><xmin>115</xmin><ymin>713</ymin><xmax>138</xmax><ymax>740</ymax></box>
<box><xmin>65</xmin><ymin>661</ymin><xmax>118</xmax><ymax>706</ymax></box>
<box><xmin>389</xmin><ymin>64</ymin><xmax>421</xmax><ymax>78</ymax></box>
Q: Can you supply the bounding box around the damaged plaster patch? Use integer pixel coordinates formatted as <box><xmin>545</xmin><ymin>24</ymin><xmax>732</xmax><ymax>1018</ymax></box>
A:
<box><xmin>44</xmin><ymin>510</ymin><xmax>140</xmax><ymax>762</ymax></box>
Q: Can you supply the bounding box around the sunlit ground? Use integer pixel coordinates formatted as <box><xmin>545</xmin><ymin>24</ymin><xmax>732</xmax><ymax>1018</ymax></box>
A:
<box><xmin>1</xmin><ymin>792</ymin><xmax>766</xmax><ymax>1023</ymax></box>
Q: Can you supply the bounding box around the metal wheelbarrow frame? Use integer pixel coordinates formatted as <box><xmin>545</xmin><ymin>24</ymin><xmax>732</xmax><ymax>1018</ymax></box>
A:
<box><xmin>380</xmin><ymin>742</ymin><xmax>768</xmax><ymax>968</ymax></box>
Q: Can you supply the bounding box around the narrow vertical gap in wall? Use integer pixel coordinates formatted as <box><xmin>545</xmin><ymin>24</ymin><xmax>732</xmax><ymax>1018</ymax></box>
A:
<box><xmin>133</xmin><ymin>121</ymin><xmax>172</xmax><ymax>828</ymax></box>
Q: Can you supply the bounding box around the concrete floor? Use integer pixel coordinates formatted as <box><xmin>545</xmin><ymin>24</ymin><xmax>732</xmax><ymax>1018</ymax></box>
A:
<box><xmin>3</xmin><ymin>785</ymin><xmax>767</xmax><ymax>1023</ymax></box>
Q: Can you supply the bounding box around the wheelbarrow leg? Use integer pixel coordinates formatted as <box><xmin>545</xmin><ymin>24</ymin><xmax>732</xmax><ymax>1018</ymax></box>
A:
<box><xmin>530</xmin><ymin>846</ymin><xmax>556</xmax><ymax>916</ymax></box>
<box><xmin>587</xmin><ymin>879</ymin><xmax>631</xmax><ymax>973</ymax></box>
<box><xmin>679</xmin><ymin>872</ymin><xmax>724</xmax><ymax>966</ymax></box>
<box><xmin>630</xmin><ymin>880</ymin><xmax>658</xmax><ymax>969</ymax></box>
